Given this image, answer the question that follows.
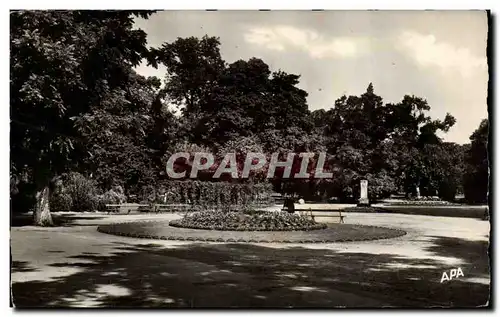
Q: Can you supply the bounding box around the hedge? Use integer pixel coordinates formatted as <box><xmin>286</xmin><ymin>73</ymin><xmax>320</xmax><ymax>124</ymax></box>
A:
<box><xmin>139</xmin><ymin>180</ymin><xmax>274</xmax><ymax>211</ymax></box>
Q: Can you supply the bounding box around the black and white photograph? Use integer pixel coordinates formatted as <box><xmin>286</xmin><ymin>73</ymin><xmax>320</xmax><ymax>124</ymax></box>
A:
<box><xmin>9</xmin><ymin>7</ymin><xmax>491</xmax><ymax>308</ymax></box>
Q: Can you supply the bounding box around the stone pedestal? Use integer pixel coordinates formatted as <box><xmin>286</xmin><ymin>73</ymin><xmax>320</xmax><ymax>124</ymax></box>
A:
<box><xmin>358</xmin><ymin>179</ymin><xmax>370</xmax><ymax>206</ymax></box>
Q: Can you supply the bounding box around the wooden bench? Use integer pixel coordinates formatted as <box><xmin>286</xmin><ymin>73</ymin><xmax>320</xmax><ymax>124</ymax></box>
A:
<box><xmin>281</xmin><ymin>207</ymin><xmax>345</xmax><ymax>223</ymax></box>
<box><xmin>105</xmin><ymin>204</ymin><xmax>150</xmax><ymax>214</ymax></box>
<box><xmin>105</xmin><ymin>204</ymin><xmax>121</xmax><ymax>214</ymax></box>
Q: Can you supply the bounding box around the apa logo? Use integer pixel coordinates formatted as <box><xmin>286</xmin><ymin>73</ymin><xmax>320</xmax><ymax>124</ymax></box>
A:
<box><xmin>440</xmin><ymin>267</ymin><xmax>464</xmax><ymax>283</ymax></box>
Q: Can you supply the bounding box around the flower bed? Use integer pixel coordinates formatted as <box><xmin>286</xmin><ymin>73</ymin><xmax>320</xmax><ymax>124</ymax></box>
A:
<box><xmin>169</xmin><ymin>210</ymin><xmax>327</xmax><ymax>231</ymax></box>
<box><xmin>388</xmin><ymin>200</ymin><xmax>461</xmax><ymax>206</ymax></box>
<box><xmin>98</xmin><ymin>220</ymin><xmax>406</xmax><ymax>243</ymax></box>
<box><xmin>342</xmin><ymin>206</ymin><xmax>387</xmax><ymax>213</ymax></box>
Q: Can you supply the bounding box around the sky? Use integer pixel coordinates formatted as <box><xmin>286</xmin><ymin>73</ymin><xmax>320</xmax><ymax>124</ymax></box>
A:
<box><xmin>133</xmin><ymin>10</ymin><xmax>489</xmax><ymax>144</ymax></box>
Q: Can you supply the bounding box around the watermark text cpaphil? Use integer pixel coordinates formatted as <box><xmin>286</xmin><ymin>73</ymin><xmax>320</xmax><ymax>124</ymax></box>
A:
<box><xmin>165</xmin><ymin>152</ymin><xmax>333</xmax><ymax>179</ymax></box>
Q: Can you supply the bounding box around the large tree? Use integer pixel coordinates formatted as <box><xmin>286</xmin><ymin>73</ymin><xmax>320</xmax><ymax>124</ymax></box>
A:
<box><xmin>463</xmin><ymin>119</ymin><xmax>489</xmax><ymax>204</ymax></box>
<box><xmin>315</xmin><ymin>84</ymin><xmax>396</xmax><ymax>200</ymax></box>
<box><xmin>152</xmin><ymin>36</ymin><xmax>313</xmax><ymax>148</ymax></box>
<box><xmin>10</xmin><ymin>10</ymin><xmax>156</xmax><ymax>225</ymax></box>
<box><xmin>75</xmin><ymin>71</ymin><xmax>164</xmax><ymax>194</ymax></box>
<box><xmin>150</xmin><ymin>35</ymin><xmax>226</xmax><ymax>115</ymax></box>
<box><xmin>310</xmin><ymin>84</ymin><xmax>457</xmax><ymax>201</ymax></box>
<box><xmin>386</xmin><ymin>95</ymin><xmax>456</xmax><ymax>196</ymax></box>
<box><xmin>419</xmin><ymin>142</ymin><xmax>466</xmax><ymax>200</ymax></box>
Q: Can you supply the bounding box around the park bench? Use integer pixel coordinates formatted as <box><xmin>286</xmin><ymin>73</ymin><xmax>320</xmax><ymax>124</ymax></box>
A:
<box><xmin>281</xmin><ymin>206</ymin><xmax>345</xmax><ymax>224</ymax></box>
<box><xmin>105</xmin><ymin>204</ymin><xmax>149</xmax><ymax>214</ymax></box>
<box><xmin>105</xmin><ymin>204</ymin><xmax>120</xmax><ymax>214</ymax></box>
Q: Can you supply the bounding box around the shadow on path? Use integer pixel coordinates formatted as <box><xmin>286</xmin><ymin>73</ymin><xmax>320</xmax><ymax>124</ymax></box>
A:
<box><xmin>11</xmin><ymin>214</ymin><xmax>106</xmax><ymax>227</ymax></box>
<box><xmin>11</xmin><ymin>236</ymin><xmax>490</xmax><ymax>308</ymax></box>
<box><xmin>11</xmin><ymin>261</ymin><xmax>39</xmax><ymax>274</ymax></box>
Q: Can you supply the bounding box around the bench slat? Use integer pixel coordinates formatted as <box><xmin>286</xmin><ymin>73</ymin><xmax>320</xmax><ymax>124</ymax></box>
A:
<box><xmin>304</xmin><ymin>211</ymin><xmax>342</xmax><ymax>216</ymax></box>
<box><xmin>281</xmin><ymin>207</ymin><xmax>345</xmax><ymax>224</ymax></box>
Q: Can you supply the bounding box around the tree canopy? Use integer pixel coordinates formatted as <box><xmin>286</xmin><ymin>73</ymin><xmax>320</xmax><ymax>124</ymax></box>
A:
<box><xmin>10</xmin><ymin>11</ymin><xmax>489</xmax><ymax>226</ymax></box>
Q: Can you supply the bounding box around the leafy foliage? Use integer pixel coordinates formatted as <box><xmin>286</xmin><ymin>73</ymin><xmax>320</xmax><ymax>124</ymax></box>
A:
<box><xmin>149</xmin><ymin>181</ymin><xmax>273</xmax><ymax>209</ymax></box>
<box><xmin>10</xmin><ymin>13</ymin><xmax>489</xmax><ymax>227</ymax></box>
<box><xmin>100</xmin><ymin>187</ymin><xmax>127</xmax><ymax>205</ymax></box>
<box><xmin>307</xmin><ymin>84</ymin><xmax>457</xmax><ymax>201</ymax></box>
<box><xmin>61</xmin><ymin>172</ymin><xmax>99</xmax><ymax>212</ymax></box>
<box><xmin>10</xmin><ymin>10</ymin><xmax>159</xmax><ymax>223</ymax></box>
<box><xmin>464</xmin><ymin>119</ymin><xmax>489</xmax><ymax>204</ymax></box>
<box><xmin>49</xmin><ymin>192</ymin><xmax>73</xmax><ymax>211</ymax></box>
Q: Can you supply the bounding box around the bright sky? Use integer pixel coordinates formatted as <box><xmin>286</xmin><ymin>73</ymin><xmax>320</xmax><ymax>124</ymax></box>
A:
<box><xmin>134</xmin><ymin>10</ymin><xmax>488</xmax><ymax>144</ymax></box>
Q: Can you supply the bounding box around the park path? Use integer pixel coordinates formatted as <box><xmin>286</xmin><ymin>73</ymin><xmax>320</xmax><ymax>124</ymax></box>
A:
<box><xmin>11</xmin><ymin>210</ymin><xmax>490</xmax><ymax>307</ymax></box>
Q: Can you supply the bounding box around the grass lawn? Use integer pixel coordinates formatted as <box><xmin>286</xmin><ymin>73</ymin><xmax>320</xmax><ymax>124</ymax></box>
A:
<box><xmin>377</xmin><ymin>206</ymin><xmax>488</xmax><ymax>219</ymax></box>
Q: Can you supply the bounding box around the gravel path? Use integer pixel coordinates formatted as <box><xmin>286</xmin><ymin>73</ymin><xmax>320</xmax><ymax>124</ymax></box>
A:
<box><xmin>11</xmin><ymin>210</ymin><xmax>490</xmax><ymax>307</ymax></box>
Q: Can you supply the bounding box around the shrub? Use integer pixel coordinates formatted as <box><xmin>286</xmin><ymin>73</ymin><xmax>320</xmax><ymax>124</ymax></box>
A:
<box><xmin>463</xmin><ymin>172</ymin><xmax>489</xmax><ymax>204</ymax></box>
<box><xmin>50</xmin><ymin>192</ymin><xmax>73</xmax><ymax>211</ymax></box>
<box><xmin>63</xmin><ymin>172</ymin><xmax>99</xmax><ymax>212</ymax></box>
<box><xmin>142</xmin><ymin>181</ymin><xmax>274</xmax><ymax>210</ymax></box>
<box><xmin>102</xmin><ymin>188</ymin><xmax>127</xmax><ymax>204</ymax></box>
<box><xmin>137</xmin><ymin>184</ymin><xmax>158</xmax><ymax>204</ymax></box>
<box><xmin>94</xmin><ymin>188</ymin><xmax>128</xmax><ymax>211</ymax></box>
<box><xmin>169</xmin><ymin>210</ymin><xmax>327</xmax><ymax>231</ymax></box>
<box><xmin>95</xmin><ymin>195</ymin><xmax>107</xmax><ymax>211</ymax></box>
<box><xmin>438</xmin><ymin>180</ymin><xmax>458</xmax><ymax>202</ymax></box>
<box><xmin>365</xmin><ymin>172</ymin><xmax>398</xmax><ymax>200</ymax></box>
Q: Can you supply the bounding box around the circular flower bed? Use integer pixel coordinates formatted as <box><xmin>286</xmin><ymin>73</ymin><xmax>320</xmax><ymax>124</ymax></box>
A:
<box><xmin>98</xmin><ymin>220</ymin><xmax>407</xmax><ymax>243</ymax></box>
<box><xmin>169</xmin><ymin>210</ymin><xmax>327</xmax><ymax>231</ymax></box>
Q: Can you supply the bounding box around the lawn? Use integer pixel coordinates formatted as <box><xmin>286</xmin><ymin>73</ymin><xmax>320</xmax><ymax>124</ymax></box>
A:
<box><xmin>97</xmin><ymin>220</ymin><xmax>406</xmax><ymax>243</ymax></box>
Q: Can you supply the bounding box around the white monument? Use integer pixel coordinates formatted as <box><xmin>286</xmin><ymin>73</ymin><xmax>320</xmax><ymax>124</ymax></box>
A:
<box><xmin>358</xmin><ymin>179</ymin><xmax>369</xmax><ymax>206</ymax></box>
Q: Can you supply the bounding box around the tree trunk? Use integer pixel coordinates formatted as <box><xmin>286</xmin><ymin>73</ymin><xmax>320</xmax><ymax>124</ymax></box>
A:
<box><xmin>33</xmin><ymin>184</ymin><xmax>53</xmax><ymax>226</ymax></box>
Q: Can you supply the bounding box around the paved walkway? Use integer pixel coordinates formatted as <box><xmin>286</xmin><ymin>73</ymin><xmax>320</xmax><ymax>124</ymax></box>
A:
<box><xmin>11</xmin><ymin>211</ymin><xmax>490</xmax><ymax>307</ymax></box>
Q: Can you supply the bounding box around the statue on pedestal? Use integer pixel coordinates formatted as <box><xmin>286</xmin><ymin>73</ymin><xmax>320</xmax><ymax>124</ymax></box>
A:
<box><xmin>358</xmin><ymin>179</ymin><xmax>370</xmax><ymax>206</ymax></box>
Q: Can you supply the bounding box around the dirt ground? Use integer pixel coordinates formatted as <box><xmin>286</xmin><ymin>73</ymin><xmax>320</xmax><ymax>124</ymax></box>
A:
<box><xmin>10</xmin><ymin>210</ymin><xmax>490</xmax><ymax>308</ymax></box>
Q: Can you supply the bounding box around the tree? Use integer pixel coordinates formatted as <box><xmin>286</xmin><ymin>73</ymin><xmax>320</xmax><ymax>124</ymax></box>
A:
<box><xmin>386</xmin><ymin>95</ymin><xmax>456</xmax><ymax>196</ymax></box>
<box><xmin>152</xmin><ymin>37</ymin><xmax>313</xmax><ymax>148</ymax></box>
<box><xmin>464</xmin><ymin>119</ymin><xmax>489</xmax><ymax>204</ymax></box>
<box><xmin>307</xmin><ymin>84</ymin><xmax>458</xmax><ymax>201</ymax></box>
<box><xmin>10</xmin><ymin>10</ymin><xmax>156</xmax><ymax>225</ymax></box>
<box><xmin>419</xmin><ymin>142</ymin><xmax>466</xmax><ymax>200</ymax></box>
<box><xmin>317</xmin><ymin>84</ymin><xmax>396</xmax><ymax>201</ymax></box>
<box><xmin>76</xmin><ymin>71</ymin><xmax>166</xmax><ymax>195</ymax></box>
<box><xmin>153</xmin><ymin>38</ymin><xmax>317</xmax><ymax>195</ymax></box>
<box><xmin>150</xmin><ymin>35</ymin><xmax>226</xmax><ymax>115</ymax></box>
<box><xmin>146</xmin><ymin>87</ymin><xmax>182</xmax><ymax>178</ymax></box>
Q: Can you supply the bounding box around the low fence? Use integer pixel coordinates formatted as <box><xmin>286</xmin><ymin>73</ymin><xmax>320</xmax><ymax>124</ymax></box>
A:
<box><xmin>105</xmin><ymin>201</ymin><xmax>275</xmax><ymax>214</ymax></box>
